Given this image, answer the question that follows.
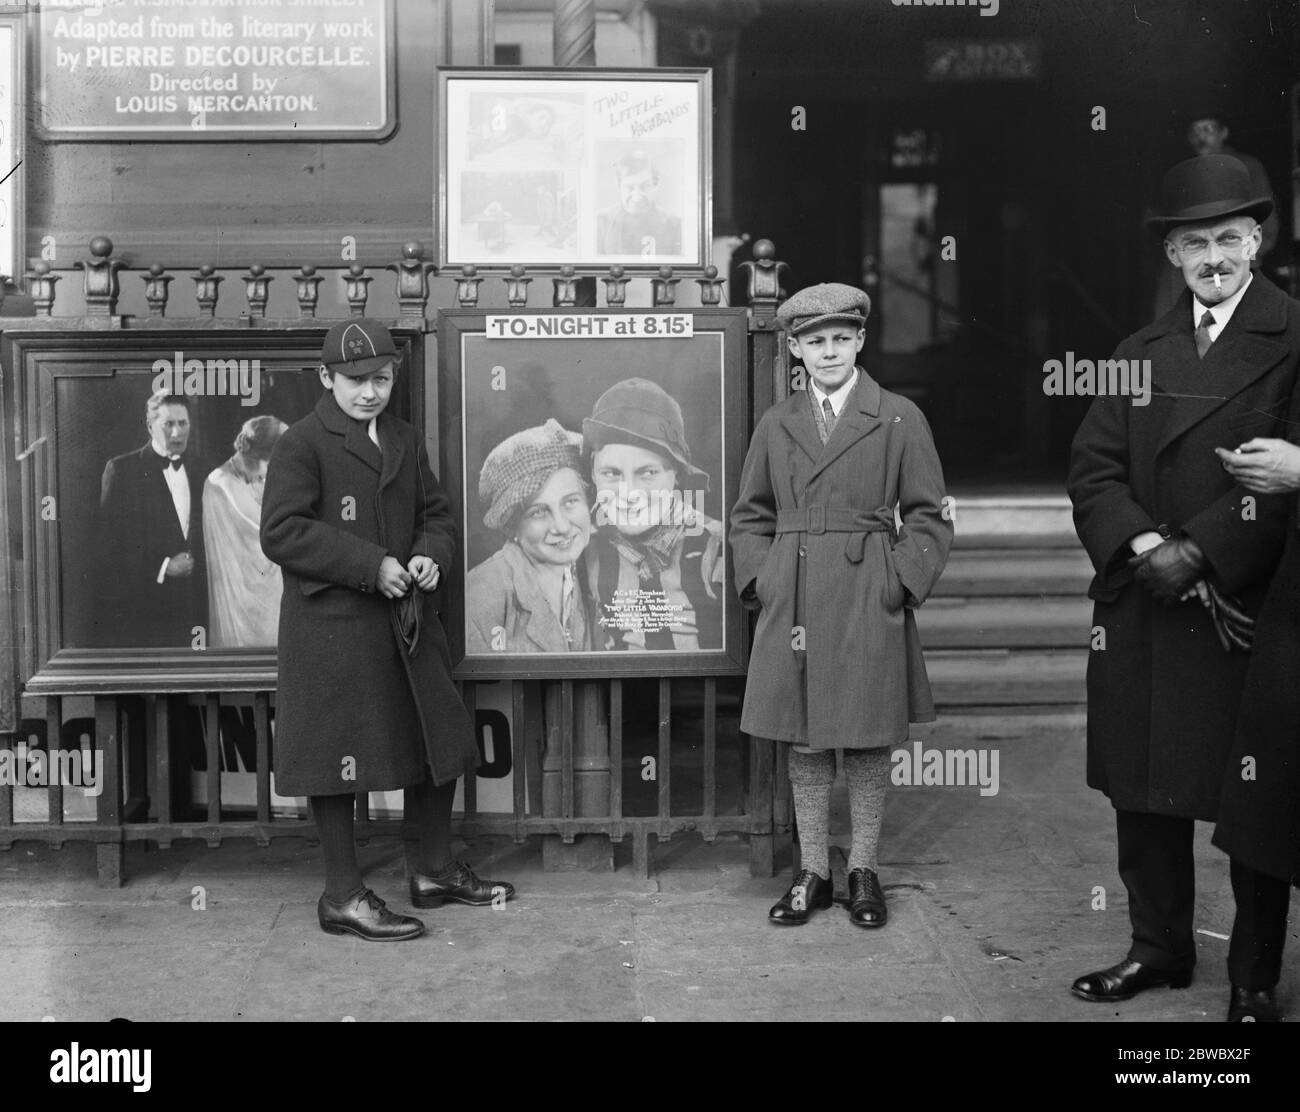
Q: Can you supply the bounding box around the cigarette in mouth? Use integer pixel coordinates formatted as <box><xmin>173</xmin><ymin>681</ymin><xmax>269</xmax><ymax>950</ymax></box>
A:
<box><xmin>1213</xmin><ymin>273</ymin><xmax>1223</xmax><ymax>291</ymax></box>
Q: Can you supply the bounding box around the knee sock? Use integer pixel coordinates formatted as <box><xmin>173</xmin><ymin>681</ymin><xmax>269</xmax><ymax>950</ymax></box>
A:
<box><xmin>787</xmin><ymin>748</ymin><xmax>835</xmax><ymax>880</ymax></box>
<box><xmin>403</xmin><ymin>772</ymin><xmax>458</xmax><ymax>877</ymax></box>
<box><xmin>842</xmin><ymin>749</ymin><xmax>890</xmax><ymax>873</ymax></box>
<box><xmin>311</xmin><ymin>794</ymin><xmax>364</xmax><ymax>903</ymax></box>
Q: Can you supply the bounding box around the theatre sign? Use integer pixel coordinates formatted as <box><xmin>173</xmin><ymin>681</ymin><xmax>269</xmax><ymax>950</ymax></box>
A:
<box><xmin>35</xmin><ymin>0</ymin><xmax>394</xmax><ymax>139</ymax></box>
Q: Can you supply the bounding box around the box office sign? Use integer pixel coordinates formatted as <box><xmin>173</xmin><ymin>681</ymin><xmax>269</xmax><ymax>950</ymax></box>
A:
<box><xmin>437</xmin><ymin>67</ymin><xmax>712</xmax><ymax>270</ymax></box>
<box><xmin>36</xmin><ymin>0</ymin><xmax>394</xmax><ymax>139</ymax></box>
<box><xmin>438</xmin><ymin>309</ymin><xmax>748</xmax><ymax>679</ymax></box>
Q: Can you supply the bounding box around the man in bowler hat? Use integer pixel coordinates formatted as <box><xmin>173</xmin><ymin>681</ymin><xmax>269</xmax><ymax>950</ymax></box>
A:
<box><xmin>1068</xmin><ymin>154</ymin><xmax>1300</xmax><ymax>1018</ymax></box>
<box><xmin>730</xmin><ymin>283</ymin><xmax>951</xmax><ymax>929</ymax></box>
<box><xmin>261</xmin><ymin>318</ymin><xmax>515</xmax><ymax>941</ymax></box>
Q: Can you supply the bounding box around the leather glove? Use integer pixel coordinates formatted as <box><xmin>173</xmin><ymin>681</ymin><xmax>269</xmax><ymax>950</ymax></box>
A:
<box><xmin>1127</xmin><ymin>535</ymin><xmax>1205</xmax><ymax>603</ymax></box>
<box><xmin>1202</xmin><ymin>581</ymin><xmax>1255</xmax><ymax>653</ymax></box>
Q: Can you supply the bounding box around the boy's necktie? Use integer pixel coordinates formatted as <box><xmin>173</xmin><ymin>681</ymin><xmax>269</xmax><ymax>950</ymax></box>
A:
<box><xmin>821</xmin><ymin>396</ymin><xmax>837</xmax><ymax>437</ymax></box>
<box><xmin>1195</xmin><ymin>310</ymin><xmax>1215</xmax><ymax>359</ymax></box>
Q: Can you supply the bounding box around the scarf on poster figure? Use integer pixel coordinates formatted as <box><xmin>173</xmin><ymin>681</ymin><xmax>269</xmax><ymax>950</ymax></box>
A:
<box><xmin>203</xmin><ymin>459</ymin><xmax>283</xmax><ymax>647</ymax></box>
<box><xmin>611</xmin><ymin>522</ymin><xmax>687</xmax><ymax>582</ymax></box>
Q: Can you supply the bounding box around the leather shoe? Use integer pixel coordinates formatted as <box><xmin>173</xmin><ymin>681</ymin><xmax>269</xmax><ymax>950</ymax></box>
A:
<box><xmin>318</xmin><ymin>888</ymin><xmax>425</xmax><ymax>941</ymax></box>
<box><xmin>768</xmin><ymin>868</ymin><xmax>833</xmax><ymax>925</ymax></box>
<box><xmin>410</xmin><ymin>861</ymin><xmax>516</xmax><ymax>908</ymax></box>
<box><xmin>1071</xmin><ymin>959</ymin><xmax>1192</xmax><ymax>1002</ymax></box>
<box><xmin>847</xmin><ymin>867</ymin><xmax>887</xmax><ymax>928</ymax></box>
<box><xmin>1227</xmin><ymin>984</ymin><xmax>1279</xmax><ymax>1022</ymax></box>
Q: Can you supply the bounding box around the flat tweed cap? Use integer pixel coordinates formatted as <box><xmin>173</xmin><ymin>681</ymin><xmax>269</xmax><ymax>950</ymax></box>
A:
<box><xmin>479</xmin><ymin>419</ymin><xmax>584</xmax><ymax>532</ymax></box>
<box><xmin>776</xmin><ymin>283</ymin><xmax>871</xmax><ymax>335</ymax></box>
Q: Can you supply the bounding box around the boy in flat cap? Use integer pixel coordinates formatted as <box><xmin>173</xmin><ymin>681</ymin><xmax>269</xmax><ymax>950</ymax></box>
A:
<box><xmin>582</xmin><ymin>377</ymin><xmax>724</xmax><ymax>651</ymax></box>
<box><xmin>731</xmin><ymin>283</ymin><xmax>952</xmax><ymax>928</ymax></box>
<box><xmin>261</xmin><ymin>318</ymin><xmax>515</xmax><ymax>941</ymax></box>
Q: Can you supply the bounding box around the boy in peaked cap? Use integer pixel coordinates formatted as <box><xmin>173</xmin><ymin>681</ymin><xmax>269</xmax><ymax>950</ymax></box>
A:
<box><xmin>261</xmin><ymin>318</ymin><xmax>515</xmax><ymax>942</ymax></box>
<box><xmin>730</xmin><ymin>283</ymin><xmax>952</xmax><ymax>929</ymax></box>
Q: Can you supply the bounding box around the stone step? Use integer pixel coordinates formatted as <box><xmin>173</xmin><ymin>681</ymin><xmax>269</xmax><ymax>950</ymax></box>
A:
<box><xmin>915</xmin><ymin>596</ymin><xmax>1091</xmax><ymax>649</ymax></box>
<box><xmin>933</xmin><ymin>547</ymin><xmax>1093</xmax><ymax>597</ymax></box>
<box><xmin>926</xmin><ymin>648</ymin><xmax>1087</xmax><ymax>707</ymax></box>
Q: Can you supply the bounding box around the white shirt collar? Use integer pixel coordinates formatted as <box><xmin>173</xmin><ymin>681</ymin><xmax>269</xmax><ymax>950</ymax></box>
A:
<box><xmin>150</xmin><ymin>443</ymin><xmax>182</xmax><ymax>463</ymax></box>
<box><xmin>1193</xmin><ymin>271</ymin><xmax>1252</xmax><ymax>333</ymax></box>
<box><xmin>809</xmin><ymin>368</ymin><xmax>859</xmax><ymax>417</ymax></box>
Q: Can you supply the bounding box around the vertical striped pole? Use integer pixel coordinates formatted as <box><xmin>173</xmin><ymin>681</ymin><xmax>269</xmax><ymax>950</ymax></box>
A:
<box><xmin>553</xmin><ymin>0</ymin><xmax>596</xmax><ymax>68</ymax></box>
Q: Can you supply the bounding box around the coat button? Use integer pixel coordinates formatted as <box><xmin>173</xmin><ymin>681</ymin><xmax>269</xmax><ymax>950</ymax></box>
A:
<box><xmin>798</xmin><ymin>546</ymin><xmax>807</xmax><ymax>558</ymax></box>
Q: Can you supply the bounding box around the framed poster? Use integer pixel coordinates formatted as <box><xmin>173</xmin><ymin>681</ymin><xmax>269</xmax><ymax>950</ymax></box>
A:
<box><xmin>34</xmin><ymin>0</ymin><xmax>395</xmax><ymax>140</ymax></box>
<box><xmin>0</xmin><ymin>14</ymin><xmax>23</xmax><ymax>282</ymax></box>
<box><xmin>438</xmin><ymin>308</ymin><xmax>748</xmax><ymax>679</ymax></box>
<box><xmin>437</xmin><ymin>67</ymin><xmax>712</xmax><ymax>271</ymax></box>
<box><xmin>5</xmin><ymin>327</ymin><xmax>422</xmax><ymax>693</ymax></box>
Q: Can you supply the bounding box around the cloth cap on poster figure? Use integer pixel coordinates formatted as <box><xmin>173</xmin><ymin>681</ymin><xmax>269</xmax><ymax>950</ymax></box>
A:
<box><xmin>321</xmin><ymin>318</ymin><xmax>399</xmax><ymax>378</ymax></box>
<box><xmin>582</xmin><ymin>377</ymin><xmax>710</xmax><ymax>491</ymax></box>
<box><xmin>479</xmin><ymin>419</ymin><xmax>585</xmax><ymax>532</ymax></box>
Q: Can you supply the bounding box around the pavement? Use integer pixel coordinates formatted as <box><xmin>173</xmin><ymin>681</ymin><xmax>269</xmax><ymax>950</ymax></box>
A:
<box><xmin>1</xmin><ymin>710</ymin><xmax>1296</xmax><ymax>1023</ymax></box>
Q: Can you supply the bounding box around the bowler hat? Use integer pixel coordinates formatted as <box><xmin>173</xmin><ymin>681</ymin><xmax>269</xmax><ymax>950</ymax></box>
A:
<box><xmin>583</xmin><ymin>378</ymin><xmax>709</xmax><ymax>491</ymax></box>
<box><xmin>776</xmin><ymin>283</ymin><xmax>871</xmax><ymax>336</ymax></box>
<box><xmin>1147</xmin><ymin>154</ymin><xmax>1273</xmax><ymax>234</ymax></box>
<box><xmin>321</xmin><ymin>318</ymin><xmax>398</xmax><ymax>378</ymax></box>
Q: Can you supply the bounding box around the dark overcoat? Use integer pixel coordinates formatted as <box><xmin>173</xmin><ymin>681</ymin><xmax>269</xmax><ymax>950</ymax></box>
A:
<box><xmin>260</xmin><ymin>393</ymin><xmax>479</xmax><ymax>796</ymax></box>
<box><xmin>1214</xmin><ymin>496</ymin><xmax>1300</xmax><ymax>883</ymax></box>
<box><xmin>97</xmin><ymin>444</ymin><xmax>208</xmax><ymax>647</ymax></box>
<box><xmin>730</xmin><ymin>372</ymin><xmax>952</xmax><ymax>748</ymax></box>
<box><xmin>1068</xmin><ymin>277</ymin><xmax>1300</xmax><ymax>820</ymax></box>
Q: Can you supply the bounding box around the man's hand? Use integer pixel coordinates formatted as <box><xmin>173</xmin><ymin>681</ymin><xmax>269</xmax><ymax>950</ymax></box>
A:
<box><xmin>1215</xmin><ymin>438</ymin><xmax>1300</xmax><ymax>495</ymax></box>
<box><xmin>407</xmin><ymin>555</ymin><xmax>441</xmax><ymax>592</ymax></box>
<box><xmin>164</xmin><ymin>552</ymin><xmax>194</xmax><ymax>578</ymax></box>
<box><xmin>377</xmin><ymin>556</ymin><xmax>413</xmax><ymax>599</ymax></box>
<box><xmin>1128</xmin><ymin>536</ymin><xmax>1205</xmax><ymax>602</ymax></box>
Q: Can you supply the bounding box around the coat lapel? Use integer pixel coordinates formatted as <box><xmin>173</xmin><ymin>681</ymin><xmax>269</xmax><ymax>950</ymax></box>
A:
<box><xmin>807</xmin><ymin>371</ymin><xmax>884</xmax><ymax>482</ymax></box>
<box><xmin>1153</xmin><ymin>279</ymin><xmax>1291</xmax><ymax>455</ymax></box>
<box><xmin>314</xmin><ymin>392</ymin><xmax>383</xmax><ymax>474</ymax></box>
<box><xmin>777</xmin><ymin>394</ymin><xmax>825</xmax><ymax>468</ymax></box>
<box><xmin>376</xmin><ymin>414</ymin><xmax>408</xmax><ymax>493</ymax></box>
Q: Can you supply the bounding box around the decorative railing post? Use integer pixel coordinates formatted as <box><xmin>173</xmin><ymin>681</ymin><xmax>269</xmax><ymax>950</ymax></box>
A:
<box><xmin>26</xmin><ymin>262</ymin><xmax>59</xmax><ymax>317</ymax></box>
<box><xmin>192</xmin><ymin>264</ymin><xmax>223</xmax><ymax>318</ymax></box>
<box><xmin>76</xmin><ymin>236</ymin><xmax>127</xmax><ymax>317</ymax></box>
<box><xmin>456</xmin><ymin>265</ymin><xmax>483</xmax><ymax>308</ymax></box>
<box><xmin>744</xmin><ymin>239</ymin><xmax>790</xmax><ymax>420</ymax></box>
<box><xmin>603</xmin><ymin>265</ymin><xmax>629</xmax><ymax>307</ymax></box>
<box><xmin>696</xmin><ymin>264</ymin><xmax>725</xmax><ymax>306</ymax></box>
<box><xmin>387</xmin><ymin>241</ymin><xmax>436</xmax><ymax>323</ymax></box>
<box><xmin>143</xmin><ymin>264</ymin><xmax>173</xmax><ymax>317</ymax></box>
<box><xmin>343</xmin><ymin>264</ymin><xmax>372</xmax><ymax>317</ymax></box>
<box><xmin>651</xmin><ymin>265</ymin><xmax>679</xmax><ymax>308</ymax></box>
<box><xmin>552</xmin><ymin>265</ymin><xmax>578</xmax><ymax>307</ymax></box>
<box><xmin>294</xmin><ymin>265</ymin><xmax>323</xmax><ymax>317</ymax></box>
<box><xmin>243</xmin><ymin>265</ymin><xmax>271</xmax><ymax>318</ymax></box>
<box><xmin>505</xmin><ymin>264</ymin><xmax>531</xmax><ymax>308</ymax></box>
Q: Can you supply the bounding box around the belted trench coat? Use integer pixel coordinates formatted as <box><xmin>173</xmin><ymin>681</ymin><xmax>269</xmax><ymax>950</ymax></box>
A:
<box><xmin>730</xmin><ymin>372</ymin><xmax>952</xmax><ymax>749</ymax></box>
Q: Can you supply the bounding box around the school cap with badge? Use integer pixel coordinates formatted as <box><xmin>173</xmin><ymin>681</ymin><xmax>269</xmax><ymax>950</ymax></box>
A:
<box><xmin>776</xmin><ymin>283</ymin><xmax>872</xmax><ymax>336</ymax></box>
<box><xmin>321</xmin><ymin>318</ymin><xmax>399</xmax><ymax>377</ymax></box>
